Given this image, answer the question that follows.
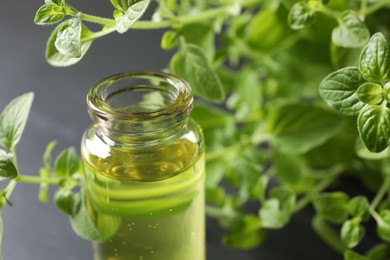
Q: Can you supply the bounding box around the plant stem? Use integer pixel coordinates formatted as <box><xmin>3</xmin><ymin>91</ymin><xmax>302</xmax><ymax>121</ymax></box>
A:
<box><xmin>16</xmin><ymin>175</ymin><xmax>61</xmax><ymax>185</ymax></box>
<box><xmin>370</xmin><ymin>175</ymin><xmax>390</xmax><ymax>210</ymax></box>
<box><xmin>320</xmin><ymin>6</ymin><xmax>340</xmax><ymax>20</ymax></box>
<box><xmin>366</xmin><ymin>0</ymin><xmax>390</xmax><ymax>15</ymax></box>
<box><xmin>79</xmin><ymin>0</ymin><xmax>262</xmax><ymax>30</ymax></box>
<box><xmin>84</xmin><ymin>27</ymin><xmax>117</xmax><ymax>41</ymax></box>
<box><xmin>360</xmin><ymin>0</ymin><xmax>368</xmax><ymax>17</ymax></box>
<box><xmin>4</xmin><ymin>180</ymin><xmax>17</xmax><ymax>199</ymax></box>
<box><xmin>80</xmin><ymin>13</ymin><xmax>116</xmax><ymax>27</ymax></box>
<box><xmin>294</xmin><ymin>170</ymin><xmax>342</xmax><ymax>213</ymax></box>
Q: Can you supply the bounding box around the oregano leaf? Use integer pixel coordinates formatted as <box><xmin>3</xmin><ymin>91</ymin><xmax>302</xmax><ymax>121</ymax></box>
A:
<box><xmin>114</xmin><ymin>0</ymin><xmax>150</xmax><ymax>33</ymax></box>
<box><xmin>260</xmin><ymin>187</ymin><xmax>296</xmax><ymax>229</ymax></box>
<box><xmin>171</xmin><ymin>44</ymin><xmax>225</xmax><ymax>102</ymax></box>
<box><xmin>54</xmin><ymin>16</ymin><xmax>82</xmax><ymax>57</ymax></box>
<box><xmin>366</xmin><ymin>243</ymin><xmax>390</xmax><ymax>260</ymax></box>
<box><xmin>376</xmin><ymin>210</ymin><xmax>390</xmax><ymax>242</ymax></box>
<box><xmin>360</xmin><ymin>33</ymin><xmax>390</xmax><ymax>83</ymax></box>
<box><xmin>46</xmin><ymin>23</ymin><xmax>94</xmax><ymax>66</ymax></box>
<box><xmin>54</xmin><ymin>147</ymin><xmax>80</xmax><ymax>177</ymax></box>
<box><xmin>34</xmin><ymin>3</ymin><xmax>65</xmax><ymax>26</ymax></box>
<box><xmin>288</xmin><ymin>2</ymin><xmax>317</xmax><ymax>30</ymax></box>
<box><xmin>344</xmin><ymin>250</ymin><xmax>371</xmax><ymax>260</ymax></box>
<box><xmin>332</xmin><ymin>11</ymin><xmax>370</xmax><ymax>48</ymax></box>
<box><xmin>161</xmin><ymin>31</ymin><xmax>178</xmax><ymax>50</ymax></box>
<box><xmin>319</xmin><ymin>67</ymin><xmax>367</xmax><ymax>116</ymax></box>
<box><xmin>70</xmin><ymin>193</ymin><xmax>102</xmax><ymax>241</ymax></box>
<box><xmin>313</xmin><ymin>192</ymin><xmax>349</xmax><ymax>224</ymax></box>
<box><xmin>0</xmin><ymin>150</ymin><xmax>17</xmax><ymax>181</ymax></box>
<box><xmin>222</xmin><ymin>215</ymin><xmax>265</xmax><ymax>249</ymax></box>
<box><xmin>45</xmin><ymin>0</ymin><xmax>64</xmax><ymax>5</ymax></box>
<box><xmin>357</xmin><ymin>105</ymin><xmax>390</xmax><ymax>152</ymax></box>
<box><xmin>341</xmin><ymin>219</ymin><xmax>365</xmax><ymax>248</ymax></box>
<box><xmin>348</xmin><ymin>196</ymin><xmax>369</xmax><ymax>218</ymax></box>
<box><xmin>265</xmin><ymin>103</ymin><xmax>342</xmax><ymax>154</ymax></box>
<box><xmin>54</xmin><ymin>188</ymin><xmax>78</xmax><ymax>215</ymax></box>
<box><xmin>0</xmin><ymin>92</ymin><xmax>34</xmax><ymax>149</ymax></box>
<box><xmin>356</xmin><ymin>82</ymin><xmax>384</xmax><ymax>105</ymax></box>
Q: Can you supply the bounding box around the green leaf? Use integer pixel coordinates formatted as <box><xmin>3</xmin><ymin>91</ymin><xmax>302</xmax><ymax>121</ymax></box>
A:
<box><xmin>38</xmin><ymin>141</ymin><xmax>57</xmax><ymax>203</ymax></box>
<box><xmin>110</xmin><ymin>0</ymin><xmax>124</xmax><ymax>10</ymax></box>
<box><xmin>384</xmin><ymin>82</ymin><xmax>390</xmax><ymax>102</ymax></box>
<box><xmin>43</xmin><ymin>140</ymin><xmax>57</xmax><ymax>171</ymax></box>
<box><xmin>273</xmin><ymin>149</ymin><xmax>305</xmax><ymax>184</ymax></box>
<box><xmin>356</xmin><ymin>82</ymin><xmax>384</xmax><ymax>105</ymax></box>
<box><xmin>226</xmin><ymin>66</ymin><xmax>262</xmax><ymax>120</ymax></box>
<box><xmin>332</xmin><ymin>11</ymin><xmax>370</xmax><ymax>48</ymax></box>
<box><xmin>222</xmin><ymin>215</ymin><xmax>266</xmax><ymax>249</ymax></box>
<box><xmin>34</xmin><ymin>3</ymin><xmax>65</xmax><ymax>26</ymax></box>
<box><xmin>248</xmin><ymin>8</ymin><xmax>292</xmax><ymax>51</ymax></box>
<box><xmin>366</xmin><ymin>243</ymin><xmax>390</xmax><ymax>260</ymax></box>
<box><xmin>191</xmin><ymin>103</ymin><xmax>232</xmax><ymax>129</ymax></box>
<box><xmin>355</xmin><ymin>138</ymin><xmax>388</xmax><ymax>160</ymax></box>
<box><xmin>0</xmin><ymin>92</ymin><xmax>34</xmax><ymax>149</ymax></box>
<box><xmin>54</xmin><ymin>188</ymin><xmax>78</xmax><ymax>215</ymax></box>
<box><xmin>341</xmin><ymin>219</ymin><xmax>365</xmax><ymax>248</ymax></box>
<box><xmin>45</xmin><ymin>0</ymin><xmax>64</xmax><ymax>5</ymax></box>
<box><xmin>313</xmin><ymin>192</ymin><xmax>349</xmax><ymax>223</ymax></box>
<box><xmin>180</xmin><ymin>23</ymin><xmax>215</xmax><ymax>59</ymax></box>
<box><xmin>320</xmin><ymin>67</ymin><xmax>367</xmax><ymax>116</ymax></box>
<box><xmin>161</xmin><ymin>31</ymin><xmax>178</xmax><ymax>50</ymax></box>
<box><xmin>54</xmin><ymin>16</ymin><xmax>82</xmax><ymax>57</ymax></box>
<box><xmin>46</xmin><ymin>23</ymin><xmax>93</xmax><ymax>66</ymax></box>
<box><xmin>288</xmin><ymin>2</ymin><xmax>317</xmax><ymax>30</ymax></box>
<box><xmin>206</xmin><ymin>186</ymin><xmax>226</xmax><ymax>206</ymax></box>
<box><xmin>252</xmin><ymin>175</ymin><xmax>269</xmax><ymax>201</ymax></box>
<box><xmin>110</xmin><ymin>0</ymin><xmax>143</xmax><ymax>11</ymax></box>
<box><xmin>54</xmin><ymin>147</ymin><xmax>80</xmax><ymax>177</ymax></box>
<box><xmin>260</xmin><ymin>187</ymin><xmax>296</xmax><ymax>229</ymax></box>
<box><xmin>357</xmin><ymin>105</ymin><xmax>390</xmax><ymax>152</ymax></box>
<box><xmin>360</xmin><ymin>33</ymin><xmax>390</xmax><ymax>83</ymax></box>
<box><xmin>344</xmin><ymin>250</ymin><xmax>371</xmax><ymax>260</ymax></box>
<box><xmin>70</xmin><ymin>194</ymin><xmax>102</xmax><ymax>241</ymax></box>
<box><xmin>376</xmin><ymin>209</ymin><xmax>390</xmax><ymax>242</ymax></box>
<box><xmin>0</xmin><ymin>150</ymin><xmax>17</xmax><ymax>181</ymax></box>
<box><xmin>265</xmin><ymin>103</ymin><xmax>343</xmax><ymax>154</ymax></box>
<box><xmin>114</xmin><ymin>0</ymin><xmax>150</xmax><ymax>33</ymax></box>
<box><xmin>348</xmin><ymin>196</ymin><xmax>369</xmax><ymax>218</ymax></box>
<box><xmin>171</xmin><ymin>44</ymin><xmax>225</xmax><ymax>102</ymax></box>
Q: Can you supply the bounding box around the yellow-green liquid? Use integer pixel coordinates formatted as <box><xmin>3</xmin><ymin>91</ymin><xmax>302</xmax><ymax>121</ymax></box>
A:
<box><xmin>82</xmin><ymin>136</ymin><xmax>205</xmax><ymax>260</ymax></box>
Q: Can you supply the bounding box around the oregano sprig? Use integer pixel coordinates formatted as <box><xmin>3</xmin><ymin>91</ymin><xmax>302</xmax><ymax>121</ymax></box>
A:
<box><xmin>320</xmin><ymin>33</ymin><xmax>390</xmax><ymax>152</ymax></box>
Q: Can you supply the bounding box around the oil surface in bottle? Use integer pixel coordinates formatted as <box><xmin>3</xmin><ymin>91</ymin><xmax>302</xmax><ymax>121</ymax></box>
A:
<box><xmin>83</xmin><ymin>133</ymin><xmax>205</xmax><ymax>260</ymax></box>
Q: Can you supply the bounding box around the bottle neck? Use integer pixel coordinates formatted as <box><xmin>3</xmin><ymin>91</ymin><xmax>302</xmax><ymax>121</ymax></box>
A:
<box><xmin>87</xmin><ymin>71</ymin><xmax>193</xmax><ymax>144</ymax></box>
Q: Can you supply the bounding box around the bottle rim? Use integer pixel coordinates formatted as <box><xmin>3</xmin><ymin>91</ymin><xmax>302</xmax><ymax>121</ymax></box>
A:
<box><xmin>87</xmin><ymin>71</ymin><xmax>193</xmax><ymax>124</ymax></box>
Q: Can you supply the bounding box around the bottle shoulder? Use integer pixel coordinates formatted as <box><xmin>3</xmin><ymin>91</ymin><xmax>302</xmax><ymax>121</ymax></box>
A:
<box><xmin>81</xmin><ymin>119</ymin><xmax>204</xmax><ymax>181</ymax></box>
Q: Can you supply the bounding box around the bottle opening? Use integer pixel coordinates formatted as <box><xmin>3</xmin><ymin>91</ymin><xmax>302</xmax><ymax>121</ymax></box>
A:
<box><xmin>88</xmin><ymin>71</ymin><xmax>192</xmax><ymax>120</ymax></box>
<box><xmin>87</xmin><ymin>71</ymin><xmax>193</xmax><ymax>136</ymax></box>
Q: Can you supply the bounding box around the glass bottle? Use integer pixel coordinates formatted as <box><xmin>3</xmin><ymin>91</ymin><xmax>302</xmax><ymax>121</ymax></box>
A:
<box><xmin>81</xmin><ymin>71</ymin><xmax>205</xmax><ymax>260</ymax></box>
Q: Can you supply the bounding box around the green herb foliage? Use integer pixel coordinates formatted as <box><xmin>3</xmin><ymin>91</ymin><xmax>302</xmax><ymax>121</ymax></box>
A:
<box><xmin>1</xmin><ymin>0</ymin><xmax>390</xmax><ymax>259</ymax></box>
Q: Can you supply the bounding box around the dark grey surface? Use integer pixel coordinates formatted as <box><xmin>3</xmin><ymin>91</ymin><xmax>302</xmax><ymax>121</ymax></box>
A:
<box><xmin>0</xmin><ymin>1</ymin><xmax>341</xmax><ymax>260</ymax></box>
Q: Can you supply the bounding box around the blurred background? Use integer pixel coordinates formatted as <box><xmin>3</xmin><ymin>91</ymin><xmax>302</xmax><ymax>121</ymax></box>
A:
<box><xmin>0</xmin><ymin>1</ymin><xmax>340</xmax><ymax>259</ymax></box>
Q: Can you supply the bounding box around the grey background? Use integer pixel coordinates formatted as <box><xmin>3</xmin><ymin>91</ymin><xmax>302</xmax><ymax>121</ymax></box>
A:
<box><xmin>0</xmin><ymin>1</ymin><xmax>340</xmax><ymax>259</ymax></box>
